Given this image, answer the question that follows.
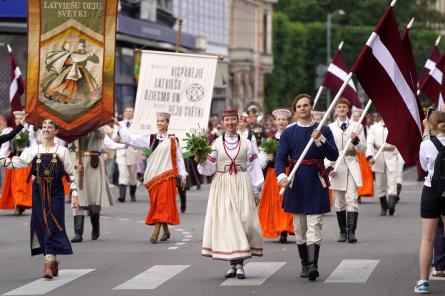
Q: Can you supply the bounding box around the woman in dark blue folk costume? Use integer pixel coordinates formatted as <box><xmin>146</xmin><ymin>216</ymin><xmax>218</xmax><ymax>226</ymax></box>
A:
<box><xmin>0</xmin><ymin>119</ymin><xmax>78</xmax><ymax>280</ymax></box>
<box><xmin>276</xmin><ymin>94</ymin><xmax>338</xmax><ymax>281</ymax></box>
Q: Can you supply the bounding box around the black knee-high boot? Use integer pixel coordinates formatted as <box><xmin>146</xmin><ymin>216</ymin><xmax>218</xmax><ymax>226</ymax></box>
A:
<box><xmin>297</xmin><ymin>244</ymin><xmax>309</xmax><ymax>278</ymax></box>
<box><xmin>71</xmin><ymin>215</ymin><xmax>84</xmax><ymax>243</ymax></box>
<box><xmin>347</xmin><ymin>212</ymin><xmax>358</xmax><ymax>243</ymax></box>
<box><xmin>379</xmin><ymin>196</ymin><xmax>388</xmax><ymax>216</ymax></box>
<box><xmin>396</xmin><ymin>183</ymin><xmax>402</xmax><ymax>204</ymax></box>
<box><xmin>179</xmin><ymin>188</ymin><xmax>186</xmax><ymax>213</ymax></box>
<box><xmin>130</xmin><ymin>185</ymin><xmax>137</xmax><ymax>202</ymax></box>
<box><xmin>118</xmin><ymin>185</ymin><xmax>127</xmax><ymax>202</ymax></box>
<box><xmin>336</xmin><ymin>211</ymin><xmax>347</xmax><ymax>242</ymax></box>
<box><xmin>90</xmin><ymin>212</ymin><xmax>100</xmax><ymax>240</ymax></box>
<box><xmin>307</xmin><ymin>244</ymin><xmax>320</xmax><ymax>281</ymax></box>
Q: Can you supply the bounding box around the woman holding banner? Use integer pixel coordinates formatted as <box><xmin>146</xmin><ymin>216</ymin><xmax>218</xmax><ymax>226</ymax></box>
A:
<box><xmin>114</xmin><ymin>112</ymin><xmax>187</xmax><ymax>244</ymax></box>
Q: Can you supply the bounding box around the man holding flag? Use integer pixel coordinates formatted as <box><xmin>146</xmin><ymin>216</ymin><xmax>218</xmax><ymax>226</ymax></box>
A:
<box><xmin>276</xmin><ymin>93</ymin><xmax>338</xmax><ymax>281</ymax></box>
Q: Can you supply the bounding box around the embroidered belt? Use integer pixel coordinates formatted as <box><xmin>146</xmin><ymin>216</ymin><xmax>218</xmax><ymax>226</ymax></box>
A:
<box><xmin>216</xmin><ymin>164</ymin><xmax>247</xmax><ymax>173</ymax></box>
<box><xmin>292</xmin><ymin>159</ymin><xmax>330</xmax><ymax>187</ymax></box>
<box><xmin>374</xmin><ymin>145</ymin><xmax>395</xmax><ymax>152</ymax></box>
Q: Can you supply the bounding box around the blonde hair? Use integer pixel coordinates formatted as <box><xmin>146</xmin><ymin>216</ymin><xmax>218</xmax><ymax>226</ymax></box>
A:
<box><xmin>428</xmin><ymin>111</ymin><xmax>445</xmax><ymax>134</ymax></box>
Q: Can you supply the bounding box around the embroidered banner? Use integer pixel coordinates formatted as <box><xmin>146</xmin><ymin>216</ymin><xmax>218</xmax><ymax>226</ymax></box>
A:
<box><xmin>26</xmin><ymin>0</ymin><xmax>117</xmax><ymax>141</ymax></box>
<box><xmin>131</xmin><ymin>50</ymin><xmax>218</xmax><ymax>143</ymax></box>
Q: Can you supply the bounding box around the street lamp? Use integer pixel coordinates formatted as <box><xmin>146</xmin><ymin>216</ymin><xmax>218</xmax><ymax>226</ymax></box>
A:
<box><xmin>326</xmin><ymin>9</ymin><xmax>345</xmax><ymax>108</ymax></box>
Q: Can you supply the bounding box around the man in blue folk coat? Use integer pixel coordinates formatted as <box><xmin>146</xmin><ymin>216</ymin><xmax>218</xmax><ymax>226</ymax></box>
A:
<box><xmin>276</xmin><ymin>94</ymin><xmax>338</xmax><ymax>281</ymax></box>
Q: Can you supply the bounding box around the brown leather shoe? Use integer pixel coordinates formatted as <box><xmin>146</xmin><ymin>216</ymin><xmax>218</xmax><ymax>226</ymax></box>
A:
<box><xmin>160</xmin><ymin>223</ymin><xmax>170</xmax><ymax>241</ymax></box>
<box><xmin>151</xmin><ymin>223</ymin><xmax>161</xmax><ymax>244</ymax></box>
<box><xmin>50</xmin><ymin>260</ymin><xmax>59</xmax><ymax>277</ymax></box>
<box><xmin>43</xmin><ymin>261</ymin><xmax>53</xmax><ymax>279</ymax></box>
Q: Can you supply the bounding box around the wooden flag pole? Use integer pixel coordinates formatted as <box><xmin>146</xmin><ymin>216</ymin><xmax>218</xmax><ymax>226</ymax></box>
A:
<box><xmin>176</xmin><ymin>17</ymin><xmax>183</xmax><ymax>53</ymax></box>
<box><xmin>279</xmin><ymin>72</ymin><xmax>354</xmax><ymax>195</ymax></box>
<box><xmin>373</xmin><ymin>142</ymin><xmax>386</xmax><ymax>161</ymax></box>
<box><xmin>333</xmin><ymin>100</ymin><xmax>372</xmax><ymax>172</ymax></box>
<box><xmin>77</xmin><ymin>137</ymin><xmax>83</xmax><ymax>191</ymax></box>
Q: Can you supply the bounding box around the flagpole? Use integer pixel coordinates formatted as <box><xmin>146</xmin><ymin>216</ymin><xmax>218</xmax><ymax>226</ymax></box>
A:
<box><xmin>176</xmin><ymin>17</ymin><xmax>183</xmax><ymax>53</ymax></box>
<box><xmin>279</xmin><ymin>72</ymin><xmax>354</xmax><ymax>195</ymax></box>
<box><xmin>333</xmin><ymin>100</ymin><xmax>372</xmax><ymax>172</ymax></box>
<box><xmin>313</xmin><ymin>41</ymin><xmax>344</xmax><ymax>109</ymax></box>
<box><xmin>373</xmin><ymin>142</ymin><xmax>386</xmax><ymax>160</ymax></box>
<box><xmin>312</xmin><ymin>86</ymin><xmax>324</xmax><ymax>109</ymax></box>
<box><xmin>6</xmin><ymin>44</ymin><xmax>12</xmax><ymax>53</ymax></box>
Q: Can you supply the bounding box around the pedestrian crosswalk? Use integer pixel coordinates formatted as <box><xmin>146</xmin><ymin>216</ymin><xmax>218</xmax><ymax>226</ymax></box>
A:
<box><xmin>1</xmin><ymin>260</ymin><xmax>382</xmax><ymax>295</ymax></box>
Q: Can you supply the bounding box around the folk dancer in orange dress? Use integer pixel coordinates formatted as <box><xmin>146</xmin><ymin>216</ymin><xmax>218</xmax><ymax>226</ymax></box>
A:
<box><xmin>258</xmin><ymin>108</ymin><xmax>294</xmax><ymax>243</ymax></box>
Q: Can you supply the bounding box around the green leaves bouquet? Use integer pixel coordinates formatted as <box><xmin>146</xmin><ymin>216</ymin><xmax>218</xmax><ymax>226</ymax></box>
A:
<box><xmin>12</xmin><ymin>131</ymin><xmax>29</xmax><ymax>149</ymax></box>
<box><xmin>183</xmin><ymin>127</ymin><xmax>212</xmax><ymax>163</ymax></box>
<box><xmin>260</xmin><ymin>138</ymin><xmax>279</xmax><ymax>155</ymax></box>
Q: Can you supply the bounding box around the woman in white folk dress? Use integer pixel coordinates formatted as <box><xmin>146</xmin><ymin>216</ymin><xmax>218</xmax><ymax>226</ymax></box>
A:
<box><xmin>197</xmin><ymin>109</ymin><xmax>264</xmax><ymax>280</ymax></box>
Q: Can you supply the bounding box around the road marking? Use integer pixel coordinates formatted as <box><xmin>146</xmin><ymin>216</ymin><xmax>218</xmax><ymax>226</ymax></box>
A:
<box><xmin>113</xmin><ymin>265</ymin><xmax>190</xmax><ymax>290</ymax></box>
<box><xmin>118</xmin><ymin>218</ymin><xmax>129</xmax><ymax>221</ymax></box>
<box><xmin>181</xmin><ymin>239</ymin><xmax>190</xmax><ymax>242</ymax></box>
<box><xmin>175</xmin><ymin>242</ymin><xmax>185</xmax><ymax>246</ymax></box>
<box><xmin>3</xmin><ymin>269</ymin><xmax>94</xmax><ymax>295</ymax></box>
<box><xmin>325</xmin><ymin>259</ymin><xmax>379</xmax><ymax>283</ymax></box>
<box><xmin>101</xmin><ymin>216</ymin><xmax>110</xmax><ymax>219</ymax></box>
<box><xmin>185</xmin><ymin>235</ymin><xmax>193</xmax><ymax>238</ymax></box>
<box><xmin>182</xmin><ymin>232</ymin><xmax>190</xmax><ymax>234</ymax></box>
<box><xmin>136</xmin><ymin>220</ymin><xmax>145</xmax><ymax>223</ymax></box>
<box><xmin>221</xmin><ymin>262</ymin><xmax>286</xmax><ymax>286</ymax></box>
<box><xmin>168</xmin><ymin>247</ymin><xmax>178</xmax><ymax>250</ymax></box>
<box><xmin>175</xmin><ymin>228</ymin><xmax>184</xmax><ymax>231</ymax></box>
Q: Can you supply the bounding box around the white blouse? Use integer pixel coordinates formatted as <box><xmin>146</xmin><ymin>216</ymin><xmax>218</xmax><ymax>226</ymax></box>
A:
<box><xmin>197</xmin><ymin>133</ymin><xmax>264</xmax><ymax>193</ymax></box>
<box><xmin>0</xmin><ymin>144</ymin><xmax>78</xmax><ymax>191</ymax></box>
<box><xmin>419</xmin><ymin>135</ymin><xmax>445</xmax><ymax>187</ymax></box>
<box><xmin>117</xmin><ymin>124</ymin><xmax>187</xmax><ymax>177</ymax></box>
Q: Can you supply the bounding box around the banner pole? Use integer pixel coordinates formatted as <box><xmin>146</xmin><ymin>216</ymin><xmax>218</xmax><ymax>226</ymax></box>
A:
<box><xmin>176</xmin><ymin>17</ymin><xmax>183</xmax><ymax>53</ymax></box>
<box><xmin>279</xmin><ymin>72</ymin><xmax>354</xmax><ymax>195</ymax></box>
<box><xmin>77</xmin><ymin>137</ymin><xmax>83</xmax><ymax>191</ymax></box>
<box><xmin>333</xmin><ymin>100</ymin><xmax>372</xmax><ymax>172</ymax></box>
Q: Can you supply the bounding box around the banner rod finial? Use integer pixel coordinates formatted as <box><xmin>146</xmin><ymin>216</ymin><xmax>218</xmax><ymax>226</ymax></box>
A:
<box><xmin>436</xmin><ymin>35</ymin><xmax>442</xmax><ymax>46</ymax></box>
<box><xmin>390</xmin><ymin>0</ymin><xmax>397</xmax><ymax>7</ymax></box>
<box><xmin>338</xmin><ymin>41</ymin><xmax>344</xmax><ymax>50</ymax></box>
<box><xmin>407</xmin><ymin>18</ymin><xmax>414</xmax><ymax>29</ymax></box>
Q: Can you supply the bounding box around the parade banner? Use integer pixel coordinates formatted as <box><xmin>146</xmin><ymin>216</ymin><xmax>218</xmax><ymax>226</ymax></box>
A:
<box><xmin>26</xmin><ymin>0</ymin><xmax>118</xmax><ymax>140</ymax></box>
<box><xmin>131</xmin><ymin>50</ymin><xmax>218</xmax><ymax>143</ymax></box>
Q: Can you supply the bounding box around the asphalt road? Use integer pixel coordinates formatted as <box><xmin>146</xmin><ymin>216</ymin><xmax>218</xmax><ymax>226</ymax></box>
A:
<box><xmin>1</xmin><ymin>167</ymin><xmax>444</xmax><ymax>296</ymax></box>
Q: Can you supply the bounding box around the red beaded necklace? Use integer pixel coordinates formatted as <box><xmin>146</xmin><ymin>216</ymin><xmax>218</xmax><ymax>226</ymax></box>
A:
<box><xmin>222</xmin><ymin>133</ymin><xmax>241</xmax><ymax>174</ymax></box>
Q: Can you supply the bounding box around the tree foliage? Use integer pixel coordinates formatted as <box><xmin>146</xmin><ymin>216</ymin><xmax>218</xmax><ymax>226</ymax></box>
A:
<box><xmin>265</xmin><ymin>1</ymin><xmax>443</xmax><ymax>112</ymax></box>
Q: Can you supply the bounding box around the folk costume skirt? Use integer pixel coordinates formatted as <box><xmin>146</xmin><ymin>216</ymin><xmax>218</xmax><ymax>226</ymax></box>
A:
<box><xmin>258</xmin><ymin>167</ymin><xmax>294</xmax><ymax>238</ymax></box>
<box><xmin>357</xmin><ymin>152</ymin><xmax>374</xmax><ymax>197</ymax></box>
<box><xmin>0</xmin><ymin>166</ymin><xmax>32</xmax><ymax>209</ymax></box>
<box><xmin>202</xmin><ymin>171</ymin><xmax>263</xmax><ymax>260</ymax></box>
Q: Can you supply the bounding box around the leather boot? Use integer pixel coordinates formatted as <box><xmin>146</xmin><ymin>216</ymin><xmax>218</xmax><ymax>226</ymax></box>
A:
<box><xmin>71</xmin><ymin>215</ymin><xmax>84</xmax><ymax>243</ymax></box>
<box><xmin>278</xmin><ymin>232</ymin><xmax>288</xmax><ymax>243</ymax></box>
<box><xmin>118</xmin><ymin>185</ymin><xmax>127</xmax><ymax>202</ymax></box>
<box><xmin>347</xmin><ymin>212</ymin><xmax>358</xmax><ymax>243</ymax></box>
<box><xmin>50</xmin><ymin>260</ymin><xmax>59</xmax><ymax>277</ymax></box>
<box><xmin>388</xmin><ymin>195</ymin><xmax>397</xmax><ymax>216</ymax></box>
<box><xmin>336</xmin><ymin>211</ymin><xmax>347</xmax><ymax>242</ymax></box>
<box><xmin>43</xmin><ymin>261</ymin><xmax>53</xmax><ymax>279</ymax></box>
<box><xmin>90</xmin><ymin>212</ymin><xmax>100</xmax><ymax>240</ymax></box>
<box><xmin>297</xmin><ymin>244</ymin><xmax>309</xmax><ymax>278</ymax></box>
<box><xmin>379</xmin><ymin>196</ymin><xmax>388</xmax><ymax>216</ymax></box>
<box><xmin>307</xmin><ymin>244</ymin><xmax>320</xmax><ymax>281</ymax></box>
<box><xmin>396</xmin><ymin>183</ymin><xmax>402</xmax><ymax>204</ymax></box>
<box><xmin>151</xmin><ymin>223</ymin><xmax>161</xmax><ymax>243</ymax></box>
<box><xmin>160</xmin><ymin>223</ymin><xmax>170</xmax><ymax>241</ymax></box>
<box><xmin>130</xmin><ymin>185</ymin><xmax>137</xmax><ymax>202</ymax></box>
<box><xmin>179</xmin><ymin>189</ymin><xmax>186</xmax><ymax>213</ymax></box>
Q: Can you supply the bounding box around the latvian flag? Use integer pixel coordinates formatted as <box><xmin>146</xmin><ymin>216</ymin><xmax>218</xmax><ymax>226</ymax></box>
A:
<box><xmin>8</xmin><ymin>45</ymin><xmax>24</xmax><ymax>127</ymax></box>
<box><xmin>351</xmin><ymin>4</ymin><xmax>423</xmax><ymax>165</ymax></box>
<box><xmin>418</xmin><ymin>38</ymin><xmax>441</xmax><ymax>88</ymax></box>
<box><xmin>322</xmin><ymin>47</ymin><xmax>362</xmax><ymax>108</ymax></box>
<box><xmin>419</xmin><ymin>53</ymin><xmax>445</xmax><ymax>108</ymax></box>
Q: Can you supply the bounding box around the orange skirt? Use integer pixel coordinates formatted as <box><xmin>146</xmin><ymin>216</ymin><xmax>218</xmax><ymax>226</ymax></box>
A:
<box><xmin>258</xmin><ymin>168</ymin><xmax>294</xmax><ymax>238</ymax></box>
<box><xmin>357</xmin><ymin>152</ymin><xmax>374</xmax><ymax>197</ymax></box>
<box><xmin>145</xmin><ymin>177</ymin><xmax>180</xmax><ymax>225</ymax></box>
<box><xmin>62</xmin><ymin>176</ymin><xmax>70</xmax><ymax>196</ymax></box>
<box><xmin>0</xmin><ymin>166</ymin><xmax>32</xmax><ymax>209</ymax></box>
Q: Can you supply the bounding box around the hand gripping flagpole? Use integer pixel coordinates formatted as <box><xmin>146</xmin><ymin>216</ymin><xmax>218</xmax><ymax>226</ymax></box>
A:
<box><xmin>313</xmin><ymin>41</ymin><xmax>344</xmax><ymax>109</ymax></box>
<box><xmin>373</xmin><ymin>142</ymin><xmax>386</xmax><ymax>161</ymax></box>
<box><xmin>279</xmin><ymin>72</ymin><xmax>354</xmax><ymax>195</ymax></box>
<box><xmin>333</xmin><ymin>100</ymin><xmax>372</xmax><ymax>172</ymax></box>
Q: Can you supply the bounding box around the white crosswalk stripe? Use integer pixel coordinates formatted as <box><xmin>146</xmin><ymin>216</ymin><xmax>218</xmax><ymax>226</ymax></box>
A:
<box><xmin>325</xmin><ymin>259</ymin><xmax>379</xmax><ymax>283</ymax></box>
<box><xmin>3</xmin><ymin>269</ymin><xmax>94</xmax><ymax>295</ymax></box>
<box><xmin>221</xmin><ymin>262</ymin><xmax>286</xmax><ymax>286</ymax></box>
<box><xmin>113</xmin><ymin>265</ymin><xmax>190</xmax><ymax>290</ymax></box>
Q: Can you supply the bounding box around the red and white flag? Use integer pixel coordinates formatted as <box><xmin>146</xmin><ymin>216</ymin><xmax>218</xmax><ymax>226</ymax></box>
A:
<box><xmin>351</xmin><ymin>5</ymin><xmax>423</xmax><ymax>165</ymax></box>
<box><xmin>419</xmin><ymin>52</ymin><xmax>445</xmax><ymax>108</ymax></box>
<box><xmin>418</xmin><ymin>38</ymin><xmax>441</xmax><ymax>88</ymax></box>
<box><xmin>8</xmin><ymin>44</ymin><xmax>24</xmax><ymax>127</ymax></box>
<box><xmin>322</xmin><ymin>47</ymin><xmax>362</xmax><ymax>108</ymax></box>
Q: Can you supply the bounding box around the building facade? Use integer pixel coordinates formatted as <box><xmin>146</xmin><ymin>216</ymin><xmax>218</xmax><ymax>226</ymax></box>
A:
<box><xmin>228</xmin><ymin>0</ymin><xmax>277</xmax><ymax>113</ymax></box>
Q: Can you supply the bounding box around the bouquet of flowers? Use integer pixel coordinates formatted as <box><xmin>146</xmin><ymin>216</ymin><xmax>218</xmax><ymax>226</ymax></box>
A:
<box><xmin>183</xmin><ymin>127</ymin><xmax>213</xmax><ymax>163</ymax></box>
<box><xmin>260</xmin><ymin>138</ymin><xmax>279</xmax><ymax>155</ymax></box>
<box><xmin>12</xmin><ymin>131</ymin><xmax>29</xmax><ymax>149</ymax></box>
